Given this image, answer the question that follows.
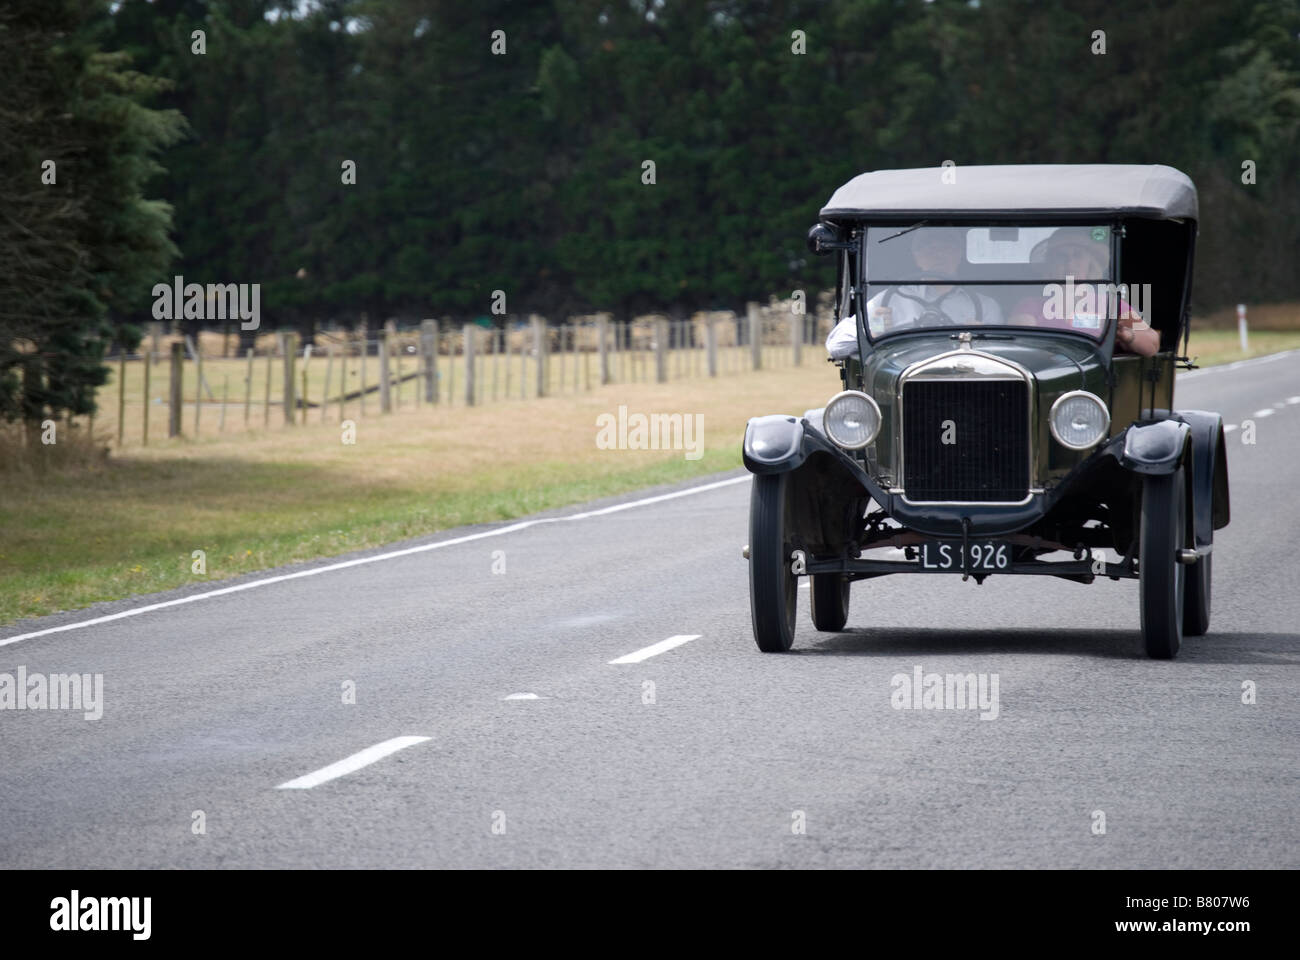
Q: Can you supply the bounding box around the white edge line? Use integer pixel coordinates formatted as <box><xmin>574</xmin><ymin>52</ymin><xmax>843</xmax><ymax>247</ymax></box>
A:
<box><xmin>1178</xmin><ymin>348</ymin><xmax>1300</xmax><ymax>379</ymax></box>
<box><xmin>1</xmin><ymin>475</ymin><xmax>750</xmax><ymax>649</ymax></box>
<box><xmin>275</xmin><ymin>735</ymin><xmax>431</xmax><ymax>790</ymax></box>
<box><xmin>609</xmin><ymin>634</ymin><xmax>701</xmax><ymax>665</ymax></box>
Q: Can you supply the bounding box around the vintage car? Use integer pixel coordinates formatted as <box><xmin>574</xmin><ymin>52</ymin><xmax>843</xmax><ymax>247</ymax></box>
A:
<box><xmin>743</xmin><ymin>164</ymin><xmax>1229</xmax><ymax>658</ymax></box>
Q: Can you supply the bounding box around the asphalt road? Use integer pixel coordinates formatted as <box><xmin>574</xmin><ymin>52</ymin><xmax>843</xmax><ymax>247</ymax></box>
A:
<box><xmin>2</xmin><ymin>352</ymin><xmax>1297</xmax><ymax>869</ymax></box>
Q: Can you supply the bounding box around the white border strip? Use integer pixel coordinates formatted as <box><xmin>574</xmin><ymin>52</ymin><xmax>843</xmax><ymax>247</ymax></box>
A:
<box><xmin>1178</xmin><ymin>348</ymin><xmax>1299</xmax><ymax>380</ymax></box>
<box><xmin>1</xmin><ymin>475</ymin><xmax>751</xmax><ymax>649</ymax></box>
<box><xmin>276</xmin><ymin>736</ymin><xmax>431</xmax><ymax>789</ymax></box>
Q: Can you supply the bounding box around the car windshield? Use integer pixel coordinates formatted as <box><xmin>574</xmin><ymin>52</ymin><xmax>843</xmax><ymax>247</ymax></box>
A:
<box><xmin>860</xmin><ymin>225</ymin><xmax>1122</xmax><ymax>341</ymax></box>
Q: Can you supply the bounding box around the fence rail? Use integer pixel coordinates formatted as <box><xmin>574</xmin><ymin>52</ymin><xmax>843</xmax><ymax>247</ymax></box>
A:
<box><xmin>86</xmin><ymin>304</ymin><xmax>834</xmax><ymax>447</ymax></box>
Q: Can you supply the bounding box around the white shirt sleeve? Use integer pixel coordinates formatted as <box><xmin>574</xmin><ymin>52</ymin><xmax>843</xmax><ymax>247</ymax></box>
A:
<box><xmin>978</xmin><ymin>292</ymin><xmax>1004</xmax><ymax>325</ymax></box>
<box><xmin>825</xmin><ymin>315</ymin><xmax>860</xmax><ymax>359</ymax></box>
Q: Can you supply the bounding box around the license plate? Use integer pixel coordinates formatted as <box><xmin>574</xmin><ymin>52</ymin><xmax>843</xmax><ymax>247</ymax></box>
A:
<box><xmin>919</xmin><ymin>540</ymin><xmax>1011</xmax><ymax>572</ymax></box>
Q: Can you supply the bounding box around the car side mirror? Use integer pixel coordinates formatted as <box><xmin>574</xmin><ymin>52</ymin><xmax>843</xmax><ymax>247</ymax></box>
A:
<box><xmin>807</xmin><ymin>223</ymin><xmax>852</xmax><ymax>256</ymax></box>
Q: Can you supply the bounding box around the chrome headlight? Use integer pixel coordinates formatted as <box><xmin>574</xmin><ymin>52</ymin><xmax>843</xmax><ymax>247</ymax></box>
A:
<box><xmin>1050</xmin><ymin>391</ymin><xmax>1110</xmax><ymax>450</ymax></box>
<box><xmin>824</xmin><ymin>390</ymin><xmax>881</xmax><ymax>449</ymax></box>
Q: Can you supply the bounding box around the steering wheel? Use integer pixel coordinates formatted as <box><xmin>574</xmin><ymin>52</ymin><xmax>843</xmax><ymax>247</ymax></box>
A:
<box><xmin>880</xmin><ymin>285</ymin><xmax>982</xmax><ymax>327</ymax></box>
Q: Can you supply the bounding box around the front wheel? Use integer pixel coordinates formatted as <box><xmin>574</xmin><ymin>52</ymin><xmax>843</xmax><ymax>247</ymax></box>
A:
<box><xmin>748</xmin><ymin>474</ymin><xmax>796</xmax><ymax>652</ymax></box>
<box><xmin>1139</xmin><ymin>467</ymin><xmax>1187</xmax><ymax>659</ymax></box>
<box><xmin>809</xmin><ymin>574</ymin><xmax>850</xmax><ymax>631</ymax></box>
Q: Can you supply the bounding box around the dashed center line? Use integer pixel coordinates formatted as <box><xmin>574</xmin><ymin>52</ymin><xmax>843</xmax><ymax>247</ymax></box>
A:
<box><xmin>1252</xmin><ymin>408</ymin><xmax>1276</xmax><ymax>418</ymax></box>
<box><xmin>276</xmin><ymin>736</ymin><xmax>431</xmax><ymax>790</ymax></box>
<box><xmin>503</xmin><ymin>693</ymin><xmax>543</xmax><ymax>700</ymax></box>
<box><xmin>609</xmin><ymin>634</ymin><xmax>701</xmax><ymax>664</ymax></box>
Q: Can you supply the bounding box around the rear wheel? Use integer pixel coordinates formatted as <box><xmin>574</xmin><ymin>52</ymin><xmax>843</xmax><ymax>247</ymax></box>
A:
<box><xmin>809</xmin><ymin>574</ymin><xmax>850</xmax><ymax>631</ymax></box>
<box><xmin>1139</xmin><ymin>467</ymin><xmax>1186</xmax><ymax>659</ymax></box>
<box><xmin>748</xmin><ymin>475</ymin><xmax>796</xmax><ymax>652</ymax></box>
<box><xmin>1183</xmin><ymin>552</ymin><xmax>1212</xmax><ymax>637</ymax></box>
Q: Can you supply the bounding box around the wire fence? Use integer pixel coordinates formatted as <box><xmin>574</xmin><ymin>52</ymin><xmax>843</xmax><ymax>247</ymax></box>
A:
<box><xmin>82</xmin><ymin>302</ymin><xmax>836</xmax><ymax>447</ymax></box>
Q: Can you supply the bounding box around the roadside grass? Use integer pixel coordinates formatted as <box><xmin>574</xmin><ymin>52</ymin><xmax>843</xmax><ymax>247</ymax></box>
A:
<box><xmin>0</xmin><ymin>361</ymin><xmax>830</xmax><ymax>625</ymax></box>
<box><xmin>3</xmin><ymin>325</ymin><xmax>1298</xmax><ymax>627</ymax></box>
<box><xmin>1184</xmin><ymin>328</ymin><xmax>1300</xmax><ymax>367</ymax></box>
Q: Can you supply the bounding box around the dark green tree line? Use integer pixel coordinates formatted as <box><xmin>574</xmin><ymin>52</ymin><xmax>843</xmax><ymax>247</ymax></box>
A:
<box><xmin>4</xmin><ymin>0</ymin><xmax>1299</xmax><ymax>426</ymax></box>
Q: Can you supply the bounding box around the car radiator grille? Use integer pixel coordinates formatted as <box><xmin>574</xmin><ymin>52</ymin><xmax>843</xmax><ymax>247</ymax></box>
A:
<box><xmin>902</xmin><ymin>379</ymin><xmax>1030</xmax><ymax>501</ymax></box>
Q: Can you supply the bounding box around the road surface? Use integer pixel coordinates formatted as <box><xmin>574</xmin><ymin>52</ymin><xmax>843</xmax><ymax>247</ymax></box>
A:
<box><xmin>2</xmin><ymin>351</ymin><xmax>1297</xmax><ymax>868</ymax></box>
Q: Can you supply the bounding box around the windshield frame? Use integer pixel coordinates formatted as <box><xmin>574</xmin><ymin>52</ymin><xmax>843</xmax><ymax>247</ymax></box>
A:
<box><xmin>855</xmin><ymin>221</ymin><xmax>1125</xmax><ymax>345</ymax></box>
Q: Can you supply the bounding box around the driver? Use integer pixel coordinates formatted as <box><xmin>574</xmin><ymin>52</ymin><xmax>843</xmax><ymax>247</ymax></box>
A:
<box><xmin>826</xmin><ymin>228</ymin><xmax>1003</xmax><ymax>359</ymax></box>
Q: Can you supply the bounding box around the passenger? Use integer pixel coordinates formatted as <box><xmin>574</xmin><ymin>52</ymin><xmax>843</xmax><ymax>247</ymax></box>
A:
<box><xmin>826</xmin><ymin>229</ymin><xmax>1002</xmax><ymax>359</ymax></box>
<box><xmin>1008</xmin><ymin>232</ymin><xmax>1159</xmax><ymax>356</ymax></box>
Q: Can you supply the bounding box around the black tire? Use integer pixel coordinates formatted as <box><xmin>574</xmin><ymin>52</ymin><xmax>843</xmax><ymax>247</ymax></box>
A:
<box><xmin>1183</xmin><ymin>552</ymin><xmax>1212</xmax><ymax>637</ymax></box>
<box><xmin>809</xmin><ymin>574</ymin><xmax>850</xmax><ymax>631</ymax></box>
<box><xmin>1139</xmin><ymin>467</ymin><xmax>1186</xmax><ymax>659</ymax></box>
<box><xmin>748</xmin><ymin>474</ymin><xmax>797</xmax><ymax>652</ymax></box>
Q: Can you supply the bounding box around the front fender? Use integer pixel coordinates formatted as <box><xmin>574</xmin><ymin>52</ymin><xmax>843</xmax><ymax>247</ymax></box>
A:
<box><xmin>742</xmin><ymin>415</ymin><xmax>808</xmax><ymax>474</ymax></box>
<box><xmin>743</xmin><ymin>412</ymin><xmax>884</xmax><ymax>497</ymax></box>
<box><xmin>1118</xmin><ymin>419</ymin><xmax>1191</xmax><ymax>475</ymax></box>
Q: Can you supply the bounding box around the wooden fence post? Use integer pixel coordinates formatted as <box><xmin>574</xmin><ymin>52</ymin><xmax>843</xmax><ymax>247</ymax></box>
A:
<box><xmin>597</xmin><ymin>315</ymin><xmax>609</xmax><ymax>385</ymax></box>
<box><xmin>169</xmin><ymin>342</ymin><xmax>183</xmax><ymax>437</ymax></box>
<box><xmin>280</xmin><ymin>332</ymin><xmax>297</xmax><ymax>425</ymax></box>
<box><xmin>339</xmin><ymin>350</ymin><xmax>348</xmax><ymax>421</ymax></box>
<box><xmin>193</xmin><ymin>345</ymin><xmax>203</xmax><ymax>436</ymax></box>
<box><xmin>322</xmin><ymin>345</ymin><xmax>334</xmax><ymax>423</ymax></box>
<box><xmin>492</xmin><ymin>329</ymin><xmax>501</xmax><ymax>401</ymax></box>
<box><xmin>394</xmin><ymin>337</ymin><xmax>403</xmax><ymax>410</ymax></box>
<box><xmin>379</xmin><ymin>330</ymin><xmax>392</xmax><ymax>413</ymax></box>
<box><xmin>707</xmin><ymin>318</ymin><xmax>718</xmax><ymax>377</ymax></box>
<box><xmin>359</xmin><ymin>338</ymin><xmax>368</xmax><ymax>416</ymax></box>
<box><xmin>445</xmin><ymin>324</ymin><xmax>455</xmax><ymax>405</ymax></box>
<box><xmin>463</xmin><ymin>324</ymin><xmax>476</xmax><ymax>406</ymax></box>
<box><xmin>792</xmin><ymin>309</ymin><xmax>803</xmax><ymax>366</ymax></box>
<box><xmin>117</xmin><ymin>351</ymin><xmax>126</xmax><ymax>446</ymax></box>
<box><xmin>655</xmin><ymin>318</ymin><xmax>668</xmax><ymax>382</ymax></box>
<box><xmin>748</xmin><ymin>302</ymin><xmax>762</xmax><ymax>370</ymax></box>
<box><xmin>532</xmin><ymin>315</ymin><xmax>546</xmax><ymax>397</ymax></box>
<box><xmin>421</xmin><ymin>319</ymin><xmax>437</xmax><ymax>403</ymax></box>
<box><xmin>244</xmin><ymin>347</ymin><xmax>254</xmax><ymax>426</ymax></box>
<box><xmin>142</xmin><ymin>357</ymin><xmax>150</xmax><ymax>446</ymax></box>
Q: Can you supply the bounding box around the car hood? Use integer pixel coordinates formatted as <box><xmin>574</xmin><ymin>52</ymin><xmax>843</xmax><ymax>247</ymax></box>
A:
<box><xmin>859</xmin><ymin>331</ymin><xmax>1106</xmax><ymax>397</ymax></box>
